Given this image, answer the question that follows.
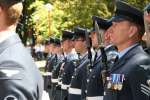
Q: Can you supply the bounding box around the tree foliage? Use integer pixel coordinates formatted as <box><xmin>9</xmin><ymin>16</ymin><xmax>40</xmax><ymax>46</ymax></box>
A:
<box><xmin>17</xmin><ymin>0</ymin><xmax>150</xmax><ymax>45</ymax></box>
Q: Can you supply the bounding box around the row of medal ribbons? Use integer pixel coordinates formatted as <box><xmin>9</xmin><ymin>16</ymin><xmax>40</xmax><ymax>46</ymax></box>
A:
<box><xmin>107</xmin><ymin>74</ymin><xmax>125</xmax><ymax>91</ymax></box>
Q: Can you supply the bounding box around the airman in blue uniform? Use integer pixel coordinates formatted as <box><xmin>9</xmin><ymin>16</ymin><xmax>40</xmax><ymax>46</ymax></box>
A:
<box><xmin>0</xmin><ymin>0</ymin><xmax>43</xmax><ymax>99</ymax></box>
<box><xmin>68</xmin><ymin>26</ymin><xmax>91</xmax><ymax>100</ymax></box>
<box><xmin>43</xmin><ymin>37</ymin><xmax>55</xmax><ymax>92</ymax></box>
<box><xmin>59</xmin><ymin>30</ymin><xmax>79</xmax><ymax>100</ymax></box>
<box><xmin>86</xmin><ymin>16</ymin><xmax>118</xmax><ymax>100</ymax></box>
<box><xmin>51</xmin><ymin>38</ymin><xmax>64</xmax><ymax>100</ymax></box>
<box><xmin>43</xmin><ymin>37</ymin><xmax>58</xmax><ymax>99</ymax></box>
<box><xmin>103</xmin><ymin>1</ymin><xmax>150</xmax><ymax>100</ymax></box>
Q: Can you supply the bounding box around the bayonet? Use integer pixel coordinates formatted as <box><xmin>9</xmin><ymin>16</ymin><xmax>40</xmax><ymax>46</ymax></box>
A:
<box><xmin>95</xmin><ymin>21</ymin><xmax>105</xmax><ymax>47</ymax></box>
<box><xmin>85</xmin><ymin>29</ymin><xmax>91</xmax><ymax>49</ymax></box>
<box><xmin>85</xmin><ymin>28</ymin><xmax>92</xmax><ymax>69</ymax></box>
<box><xmin>95</xmin><ymin>20</ymin><xmax>108</xmax><ymax>89</ymax></box>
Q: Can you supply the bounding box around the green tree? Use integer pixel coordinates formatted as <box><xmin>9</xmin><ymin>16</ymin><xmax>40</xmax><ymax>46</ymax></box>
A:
<box><xmin>121</xmin><ymin>0</ymin><xmax>149</xmax><ymax>10</ymax></box>
<box><xmin>17</xmin><ymin>0</ymin><xmax>150</xmax><ymax>45</ymax></box>
<box><xmin>29</xmin><ymin>0</ymin><xmax>111</xmax><ymax>40</ymax></box>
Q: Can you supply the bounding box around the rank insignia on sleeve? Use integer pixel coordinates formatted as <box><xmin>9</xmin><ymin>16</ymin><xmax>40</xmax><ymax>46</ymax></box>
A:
<box><xmin>4</xmin><ymin>95</ymin><xmax>18</xmax><ymax>100</ymax></box>
<box><xmin>141</xmin><ymin>84</ymin><xmax>150</xmax><ymax>96</ymax></box>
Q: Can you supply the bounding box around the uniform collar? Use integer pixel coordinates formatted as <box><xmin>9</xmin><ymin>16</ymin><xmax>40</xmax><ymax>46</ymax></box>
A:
<box><xmin>66</xmin><ymin>49</ymin><xmax>78</xmax><ymax>61</ymax></box>
<box><xmin>80</xmin><ymin>51</ymin><xmax>88</xmax><ymax>59</ymax></box>
<box><xmin>118</xmin><ymin>43</ymin><xmax>138</xmax><ymax>59</ymax></box>
<box><xmin>0</xmin><ymin>30</ymin><xmax>16</xmax><ymax>43</ymax></box>
<box><xmin>110</xmin><ymin>44</ymin><xmax>142</xmax><ymax>72</ymax></box>
<box><xmin>0</xmin><ymin>34</ymin><xmax>21</xmax><ymax>54</ymax></box>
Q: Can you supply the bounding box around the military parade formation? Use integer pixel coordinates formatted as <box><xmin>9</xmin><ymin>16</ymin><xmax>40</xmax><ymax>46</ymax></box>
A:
<box><xmin>41</xmin><ymin>1</ymin><xmax>150</xmax><ymax>100</ymax></box>
<box><xmin>1</xmin><ymin>0</ymin><xmax>150</xmax><ymax>100</ymax></box>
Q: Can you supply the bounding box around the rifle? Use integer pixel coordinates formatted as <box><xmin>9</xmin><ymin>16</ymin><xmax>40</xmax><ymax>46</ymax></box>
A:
<box><xmin>95</xmin><ymin>21</ymin><xmax>108</xmax><ymax>89</ymax></box>
<box><xmin>85</xmin><ymin>29</ymin><xmax>92</xmax><ymax>70</ymax></box>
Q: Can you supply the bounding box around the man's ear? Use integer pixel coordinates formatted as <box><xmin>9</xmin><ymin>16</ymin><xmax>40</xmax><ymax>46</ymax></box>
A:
<box><xmin>128</xmin><ymin>26</ymin><xmax>137</xmax><ymax>38</ymax></box>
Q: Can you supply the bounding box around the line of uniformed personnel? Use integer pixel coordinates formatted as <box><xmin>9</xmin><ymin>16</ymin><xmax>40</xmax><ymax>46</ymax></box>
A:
<box><xmin>42</xmin><ymin>1</ymin><xmax>150</xmax><ymax>100</ymax></box>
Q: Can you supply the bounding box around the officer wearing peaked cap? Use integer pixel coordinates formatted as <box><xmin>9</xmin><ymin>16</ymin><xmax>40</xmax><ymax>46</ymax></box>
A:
<box><xmin>58</xmin><ymin>30</ymin><xmax>76</xmax><ymax>83</ymax></box>
<box><xmin>104</xmin><ymin>1</ymin><xmax>150</xmax><ymax>100</ymax></box>
<box><xmin>68</xmin><ymin>26</ymin><xmax>91</xmax><ymax>100</ymax></box>
<box><xmin>86</xmin><ymin>16</ymin><xmax>118</xmax><ymax>100</ymax></box>
<box><xmin>57</xmin><ymin>31</ymin><xmax>74</xmax><ymax>90</ymax></box>
<box><xmin>44</xmin><ymin>38</ymin><xmax>55</xmax><ymax>73</ymax></box>
<box><xmin>44</xmin><ymin>37</ymin><xmax>59</xmax><ymax>99</ymax></box>
<box><xmin>60</xmin><ymin>30</ymin><xmax>79</xmax><ymax>100</ymax></box>
<box><xmin>0</xmin><ymin>0</ymin><xmax>43</xmax><ymax>100</ymax></box>
<box><xmin>60</xmin><ymin>30</ymin><xmax>78</xmax><ymax>62</ymax></box>
<box><xmin>43</xmin><ymin>38</ymin><xmax>55</xmax><ymax>92</ymax></box>
<box><xmin>43</xmin><ymin>38</ymin><xmax>55</xmax><ymax>91</ymax></box>
<box><xmin>50</xmin><ymin>38</ymin><xmax>64</xmax><ymax>100</ymax></box>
